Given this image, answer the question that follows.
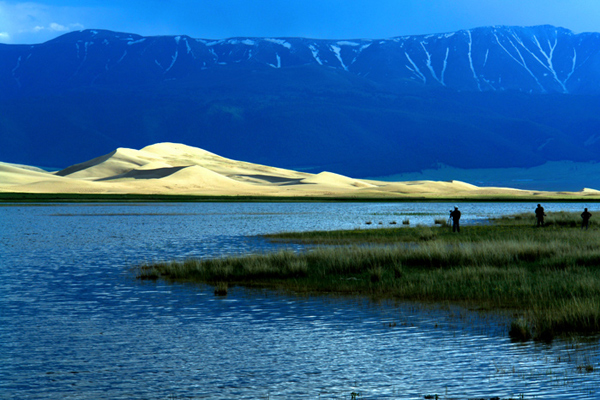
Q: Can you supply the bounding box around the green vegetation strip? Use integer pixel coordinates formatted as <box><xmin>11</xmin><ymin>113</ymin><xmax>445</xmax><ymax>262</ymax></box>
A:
<box><xmin>3</xmin><ymin>192</ymin><xmax>600</xmax><ymax>203</ymax></box>
<box><xmin>137</xmin><ymin>212</ymin><xmax>600</xmax><ymax>341</ymax></box>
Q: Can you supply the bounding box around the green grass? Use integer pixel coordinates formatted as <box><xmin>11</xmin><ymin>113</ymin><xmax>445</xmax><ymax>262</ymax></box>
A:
<box><xmin>2</xmin><ymin>192</ymin><xmax>600</xmax><ymax>203</ymax></box>
<box><xmin>137</xmin><ymin>211</ymin><xmax>600</xmax><ymax>341</ymax></box>
<box><xmin>0</xmin><ymin>193</ymin><xmax>363</xmax><ymax>203</ymax></box>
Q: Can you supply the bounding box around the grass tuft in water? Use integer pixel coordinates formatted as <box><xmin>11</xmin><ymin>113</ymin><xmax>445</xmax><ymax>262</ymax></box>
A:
<box><xmin>577</xmin><ymin>364</ymin><xmax>595</xmax><ymax>373</ymax></box>
<box><xmin>214</xmin><ymin>282</ymin><xmax>229</xmax><ymax>296</ymax></box>
<box><xmin>509</xmin><ymin>317</ymin><xmax>532</xmax><ymax>342</ymax></box>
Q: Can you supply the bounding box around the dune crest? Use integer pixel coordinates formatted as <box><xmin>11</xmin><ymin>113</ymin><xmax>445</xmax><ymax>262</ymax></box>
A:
<box><xmin>57</xmin><ymin>147</ymin><xmax>163</xmax><ymax>180</ymax></box>
<box><xmin>580</xmin><ymin>188</ymin><xmax>600</xmax><ymax>194</ymax></box>
<box><xmin>0</xmin><ymin>163</ymin><xmax>58</xmax><ymax>185</ymax></box>
<box><xmin>1</xmin><ymin>143</ymin><xmax>598</xmax><ymax>198</ymax></box>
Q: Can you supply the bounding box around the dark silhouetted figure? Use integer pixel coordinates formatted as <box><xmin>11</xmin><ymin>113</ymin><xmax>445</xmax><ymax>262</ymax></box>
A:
<box><xmin>450</xmin><ymin>206</ymin><xmax>461</xmax><ymax>233</ymax></box>
<box><xmin>535</xmin><ymin>204</ymin><xmax>545</xmax><ymax>227</ymax></box>
<box><xmin>581</xmin><ymin>208</ymin><xmax>592</xmax><ymax>230</ymax></box>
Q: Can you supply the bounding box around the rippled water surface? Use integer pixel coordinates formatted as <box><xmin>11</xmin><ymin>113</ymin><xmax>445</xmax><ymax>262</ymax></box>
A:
<box><xmin>2</xmin><ymin>202</ymin><xmax>599</xmax><ymax>399</ymax></box>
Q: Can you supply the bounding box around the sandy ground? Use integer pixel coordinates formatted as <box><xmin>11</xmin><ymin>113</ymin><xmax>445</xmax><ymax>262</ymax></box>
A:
<box><xmin>373</xmin><ymin>161</ymin><xmax>600</xmax><ymax>192</ymax></box>
<box><xmin>1</xmin><ymin>143</ymin><xmax>599</xmax><ymax>199</ymax></box>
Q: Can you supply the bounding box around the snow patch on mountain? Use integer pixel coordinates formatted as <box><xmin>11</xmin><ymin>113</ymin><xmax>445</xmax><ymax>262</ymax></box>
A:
<box><xmin>265</xmin><ymin>38</ymin><xmax>292</xmax><ymax>49</ymax></box>
<box><xmin>330</xmin><ymin>45</ymin><xmax>347</xmax><ymax>71</ymax></box>
<box><xmin>127</xmin><ymin>38</ymin><xmax>146</xmax><ymax>46</ymax></box>
<box><xmin>309</xmin><ymin>45</ymin><xmax>323</xmax><ymax>65</ymax></box>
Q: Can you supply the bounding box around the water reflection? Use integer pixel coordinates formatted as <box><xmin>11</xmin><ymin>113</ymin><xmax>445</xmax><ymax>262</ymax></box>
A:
<box><xmin>1</xmin><ymin>202</ymin><xmax>599</xmax><ymax>399</ymax></box>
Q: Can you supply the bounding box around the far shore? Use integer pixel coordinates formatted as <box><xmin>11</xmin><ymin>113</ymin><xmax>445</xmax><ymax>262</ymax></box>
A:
<box><xmin>3</xmin><ymin>192</ymin><xmax>600</xmax><ymax>203</ymax></box>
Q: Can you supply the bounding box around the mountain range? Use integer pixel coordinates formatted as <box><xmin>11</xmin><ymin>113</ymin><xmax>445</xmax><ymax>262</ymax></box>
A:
<box><xmin>1</xmin><ymin>25</ymin><xmax>600</xmax><ymax>190</ymax></box>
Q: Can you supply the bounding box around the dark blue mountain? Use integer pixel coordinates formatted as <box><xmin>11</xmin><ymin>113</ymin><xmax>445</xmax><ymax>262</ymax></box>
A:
<box><xmin>4</xmin><ymin>25</ymin><xmax>600</xmax><ymax>95</ymax></box>
<box><xmin>1</xmin><ymin>25</ymin><xmax>600</xmax><ymax>186</ymax></box>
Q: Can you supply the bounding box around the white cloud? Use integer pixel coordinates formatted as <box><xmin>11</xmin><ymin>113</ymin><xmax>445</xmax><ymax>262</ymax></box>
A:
<box><xmin>49</xmin><ymin>22</ymin><xmax>68</xmax><ymax>32</ymax></box>
<box><xmin>0</xmin><ymin>1</ymin><xmax>88</xmax><ymax>44</ymax></box>
<box><xmin>36</xmin><ymin>22</ymin><xmax>85</xmax><ymax>32</ymax></box>
<box><xmin>71</xmin><ymin>22</ymin><xmax>84</xmax><ymax>31</ymax></box>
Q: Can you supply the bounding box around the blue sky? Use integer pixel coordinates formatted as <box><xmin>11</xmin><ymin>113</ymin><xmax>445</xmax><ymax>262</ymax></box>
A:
<box><xmin>2</xmin><ymin>0</ymin><xmax>600</xmax><ymax>44</ymax></box>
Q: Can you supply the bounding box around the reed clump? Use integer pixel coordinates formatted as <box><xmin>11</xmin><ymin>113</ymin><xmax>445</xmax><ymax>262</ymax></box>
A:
<box><xmin>433</xmin><ymin>218</ymin><xmax>448</xmax><ymax>226</ymax></box>
<box><xmin>509</xmin><ymin>317</ymin><xmax>532</xmax><ymax>342</ymax></box>
<box><xmin>214</xmin><ymin>282</ymin><xmax>229</xmax><ymax>296</ymax></box>
<box><xmin>137</xmin><ymin>212</ymin><xmax>600</xmax><ymax>340</ymax></box>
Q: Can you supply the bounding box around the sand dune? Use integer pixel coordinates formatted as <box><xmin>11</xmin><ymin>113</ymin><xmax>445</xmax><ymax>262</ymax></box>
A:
<box><xmin>141</xmin><ymin>143</ymin><xmax>310</xmax><ymax>180</ymax></box>
<box><xmin>98</xmin><ymin>165</ymin><xmax>187</xmax><ymax>181</ymax></box>
<box><xmin>1</xmin><ymin>143</ymin><xmax>599</xmax><ymax>198</ymax></box>
<box><xmin>300</xmin><ymin>171</ymin><xmax>377</xmax><ymax>188</ymax></box>
<box><xmin>57</xmin><ymin>147</ymin><xmax>164</xmax><ymax>180</ymax></box>
<box><xmin>0</xmin><ymin>162</ymin><xmax>49</xmax><ymax>173</ymax></box>
<box><xmin>368</xmin><ymin>180</ymin><xmax>478</xmax><ymax>195</ymax></box>
<box><xmin>580</xmin><ymin>188</ymin><xmax>600</xmax><ymax>194</ymax></box>
<box><xmin>147</xmin><ymin>165</ymin><xmax>261</xmax><ymax>190</ymax></box>
<box><xmin>0</xmin><ymin>163</ymin><xmax>57</xmax><ymax>185</ymax></box>
<box><xmin>135</xmin><ymin>161</ymin><xmax>175</xmax><ymax>171</ymax></box>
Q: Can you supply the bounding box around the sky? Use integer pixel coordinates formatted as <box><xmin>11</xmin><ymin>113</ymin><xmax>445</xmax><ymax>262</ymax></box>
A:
<box><xmin>2</xmin><ymin>0</ymin><xmax>600</xmax><ymax>44</ymax></box>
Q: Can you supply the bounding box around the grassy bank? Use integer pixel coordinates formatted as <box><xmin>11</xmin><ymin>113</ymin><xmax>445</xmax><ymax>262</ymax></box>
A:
<box><xmin>137</xmin><ymin>211</ymin><xmax>600</xmax><ymax>341</ymax></box>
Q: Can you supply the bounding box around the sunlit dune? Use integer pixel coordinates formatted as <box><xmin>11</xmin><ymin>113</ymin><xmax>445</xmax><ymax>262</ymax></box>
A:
<box><xmin>580</xmin><ymin>188</ymin><xmax>600</xmax><ymax>194</ymax></box>
<box><xmin>0</xmin><ymin>163</ymin><xmax>57</xmax><ymax>185</ymax></box>
<box><xmin>141</xmin><ymin>143</ymin><xmax>310</xmax><ymax>180</ymax></box>
<box><xmin>373</xmin><ymin>180</ymin><xmax>478</xmax><ymax>194</ymax></box>
<box><xmin>56</xmin><ymin>147</ymin><xmax>164</xmax><ymax>180</ymax></box>
<box><xmin>299</xmin><ymin>171</ymin><xmax>377</xmax><ymax>188</ymax></box>
<box><xmin>1</xmin><ymin>143</ymin><xmax>599</xmax><ymax>198</ymax></box>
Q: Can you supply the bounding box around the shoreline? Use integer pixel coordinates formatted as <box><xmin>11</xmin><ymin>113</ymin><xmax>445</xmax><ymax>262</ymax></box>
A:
<box><xmin>3</xmin><ymin>192</ymin><xmax>600</xmax><ymax>203</ymax></box>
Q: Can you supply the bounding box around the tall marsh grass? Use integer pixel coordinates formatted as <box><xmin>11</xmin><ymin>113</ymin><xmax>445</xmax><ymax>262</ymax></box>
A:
<box><xmin>138</xmin><ymin>212</ymin><xmax>600</xmax><ymax>340</ymax></box>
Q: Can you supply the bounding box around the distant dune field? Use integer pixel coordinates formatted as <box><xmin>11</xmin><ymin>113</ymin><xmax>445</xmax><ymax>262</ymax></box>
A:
<box><xmin>1</xmin><ymin>143</ymin><xmax>599</xmax><ymax>199</ymax></box>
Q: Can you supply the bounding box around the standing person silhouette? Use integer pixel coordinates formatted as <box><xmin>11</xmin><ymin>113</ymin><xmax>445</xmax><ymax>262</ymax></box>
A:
<box><xmin>450</xmin><ymin>206</ymin><xmax>461</xmax><ymax>233</ymax></box>
<box><xmin>581</xmin><ymin>208</ymin><xmax>592</xmax><ymax>230</ymax></box>
<box><xmin>535</xmin><ymin>204</ymin><xmax>545</xmax><ymax>227</ymax></box>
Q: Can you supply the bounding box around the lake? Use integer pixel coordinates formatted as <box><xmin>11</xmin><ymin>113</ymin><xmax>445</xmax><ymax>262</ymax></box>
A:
<box><xmin>1</xmin><ymin>202</ymin><xmax>599</xmax><ymax>399</ymax></box>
